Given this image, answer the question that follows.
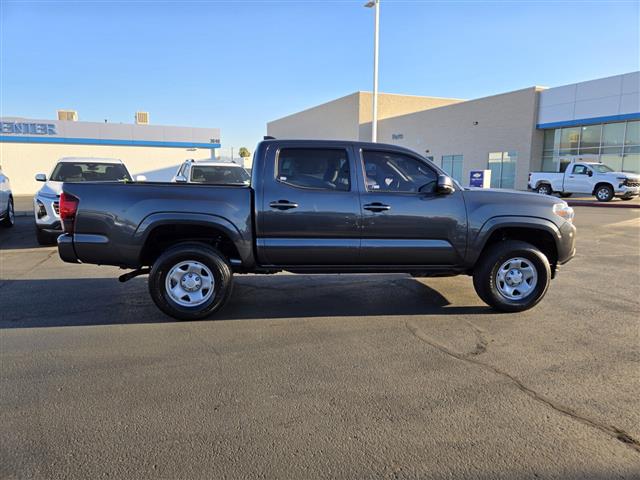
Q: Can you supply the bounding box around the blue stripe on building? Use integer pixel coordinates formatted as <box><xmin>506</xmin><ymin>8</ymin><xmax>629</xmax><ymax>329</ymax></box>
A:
<box><xmin>537</xmin><ymin>112</ymin><xmax>640</xmax><ymax>129</ymax></box>
<box><xmin>0</xmin><ymin>135</ymin><xmax>221</xmax><ymax>149</ymax></box>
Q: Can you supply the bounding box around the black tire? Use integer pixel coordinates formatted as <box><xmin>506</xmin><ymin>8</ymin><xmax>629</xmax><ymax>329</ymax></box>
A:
<box><xmin>35</xmin><ymin>227</ymin><xmax>56</xmax><ymax>245</ymax></box>
<box><xmin>559</xmin><ymin>193</ymin><xmax>572</xmax><ymax>198</ymax></box>
<box><xmin>473</xmin><ymin>240</ymin><xmax>551</xmax><ymax>313</ymax></box>
<box><xmin>1</xmin><ymin>197</ymin><xmax>14</xmax><ymax>228</ymax></box>
<box><xmin>594</xmin><ymin>184</ymin><xmax>614</xmax><ymax>202</ymax></box>
<box><xmin>148</xmin><ymin>242</ymin><xmax>233</xmax><ymax>320</ymax></box>
<box><xmin>535</xmin><ymin>184</ymin><xmax>552</xmax><ymax>195</ymax></box>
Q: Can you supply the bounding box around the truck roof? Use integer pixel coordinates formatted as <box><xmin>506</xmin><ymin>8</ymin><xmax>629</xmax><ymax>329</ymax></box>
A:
<box><xmin>258</xmin><ymin>138</ymin><xmax>424</xmax><ymax>157</ymax></box>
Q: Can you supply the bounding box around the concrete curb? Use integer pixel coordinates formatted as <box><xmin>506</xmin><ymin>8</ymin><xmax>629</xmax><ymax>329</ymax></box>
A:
<box><xmin>567</xmin><ymin>201</ymin><xmax>640</xmax><ymax>209</ymax></box>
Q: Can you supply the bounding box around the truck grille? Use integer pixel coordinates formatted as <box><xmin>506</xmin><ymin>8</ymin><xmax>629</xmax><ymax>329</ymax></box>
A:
<box><xmin>624</xmin><ymin>180</ymin><xmax>640</xmax><ymax>187</ymax></box>
<box><xmin>53</xmin><ymin>201</ymin><xmax>60</xmax><ymax>215</ymax></box>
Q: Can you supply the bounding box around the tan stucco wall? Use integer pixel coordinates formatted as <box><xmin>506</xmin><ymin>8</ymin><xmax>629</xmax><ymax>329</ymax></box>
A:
<box><xmin>267</xmin><ymin>92</ymin><xmax>463</xmax><ymax>142</ymax></box>
<box><xmin>357</xmin><ymin>92</ymin><xmax>464</xmax><ymax>141</ymax></box>
<box><xmin>267</xmin><ymin>93</ymin><xmax>361</xmax><ymax>140</ymax></box>
<box><xmin>0</xmin><ymin>142</ymin><xmax>214</xmax><ymax>195</ymax></box>
<box><xmin>377</xmin><ymin>87</ymin><xmax>544</xmax><ymax>190</ymax></box>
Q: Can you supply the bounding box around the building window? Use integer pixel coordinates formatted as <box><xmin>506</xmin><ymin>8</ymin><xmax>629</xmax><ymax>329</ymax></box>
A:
<box><xmin>602</xmin><ymin>122</ymin><xmax>625</xmax><ymax>146</ymax></box>
<box><xmin>488</xmin><ymin>151</ymin><xmax>517</xmax><ymax>189</ymax></box>
<box><xmin>559</xmin><ymin>127</ymin><xmax>580</xmax><ymax>155</ymax></box>
<box><xmin>441</xmin><ymin>155</ymin><xmax>463</xmax><ymax>183</ymax></box>
<box><xmin>579</xmin><ymin>125</ymin><xmax>602</xmax><ymax>151</ymax></box>
<box><xmin>539</xmin><ymin>120</ymin><xmax>640</xmax><ymax>174</ymax></box>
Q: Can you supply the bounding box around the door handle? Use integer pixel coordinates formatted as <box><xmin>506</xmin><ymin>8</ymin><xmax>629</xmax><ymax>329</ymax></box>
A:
<box><xmin>363</xmin><ymin>202</ymin><xmax>391</xmax><ymax>212</ymax></box>
<box><xmin>269</xmin><ymin>200</ymin><xmax>299</xmax><ymax>210</ymax></box>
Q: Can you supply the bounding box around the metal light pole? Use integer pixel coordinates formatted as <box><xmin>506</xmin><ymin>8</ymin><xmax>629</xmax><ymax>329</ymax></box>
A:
<box><xmin>364</xmin><ymin>0</ymin><xmax>380</xmax><ymax>142</ymax></box>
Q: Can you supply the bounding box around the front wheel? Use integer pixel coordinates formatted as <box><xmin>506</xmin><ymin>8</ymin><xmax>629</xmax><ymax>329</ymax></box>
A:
<box><xmin>595</xmin><ymin>185</ymin><xmax>614</xmax><ymax>202</ymax></box>
<box><xmin>148</xmin><ymin>242</ymin><xmax>233</xmax><ymax>320</ymax></box>
<box><xmin>473</xmin><ymin>240</ymin><xmax>551</xmax><ymax>313</ymax></box>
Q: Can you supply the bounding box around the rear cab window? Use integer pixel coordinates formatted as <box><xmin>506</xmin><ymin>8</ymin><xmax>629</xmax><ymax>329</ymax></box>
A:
<box><xmin>276</xmin><ymin>148</ymin><xmax>351</xmax><ymax>191</ymax></box>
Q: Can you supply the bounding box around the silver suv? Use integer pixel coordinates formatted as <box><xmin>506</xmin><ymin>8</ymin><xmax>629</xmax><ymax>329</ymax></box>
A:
<box><xmin>172</xmin><ymin>159</ymin><xmax>250</xmax><ymax>185</ymax></box>
<box><xmin>34</xmin><ymin>158</ymin><xmax>134</xmax><ymax>244</ymax></box>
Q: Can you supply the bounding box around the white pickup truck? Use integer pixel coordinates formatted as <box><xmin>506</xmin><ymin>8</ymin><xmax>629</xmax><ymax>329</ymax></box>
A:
<box><xmin>528</xmin><ymin>162</ymin><xmax>640</xmax><ymax>202</ymax></box>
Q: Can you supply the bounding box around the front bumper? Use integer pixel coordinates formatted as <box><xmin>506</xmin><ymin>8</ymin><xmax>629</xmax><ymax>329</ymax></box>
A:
<box><xmin>615</xmin><ymin>185</ymin><xmax>640</xmax><ymax>197</ymax></box>
<box><xmin>557</xmin><ymin>221</ymin><xmax>577</xmax><ymax>265</ymax></box>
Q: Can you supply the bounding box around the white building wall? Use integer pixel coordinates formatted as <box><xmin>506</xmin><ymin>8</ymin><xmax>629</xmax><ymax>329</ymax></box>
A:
<box><xmin>538</xmin><ymin>72</ymin><xmax>640</xmax><ymax>126</ymax></box>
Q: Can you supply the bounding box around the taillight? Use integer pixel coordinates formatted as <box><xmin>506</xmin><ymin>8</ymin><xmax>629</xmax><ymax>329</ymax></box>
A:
<box><xmin>59</xmin><ymin>192</ymin><xmax>79</xmax><ymax>233</ymax></box>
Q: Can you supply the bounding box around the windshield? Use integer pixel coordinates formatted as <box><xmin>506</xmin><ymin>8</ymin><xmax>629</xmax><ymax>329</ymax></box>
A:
<box><xmin>50</xmin><ymin>162</ymin><xmax>132</xmax><ymax>182</ymax></box>
<box><xmin>591</xmin><ymin>164</ymin><xmax>614</xmax><ymax>173</ymax></box>
<box><xmin>190</xmin><ymin>165</ymin><xmax>250</xmax><ymax>184</ymax></box>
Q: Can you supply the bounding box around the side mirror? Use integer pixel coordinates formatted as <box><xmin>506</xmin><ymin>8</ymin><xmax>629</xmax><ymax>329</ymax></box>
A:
<box><xmin>135</xmin><ymin>174</ymin><xmax>147</xmax><ymax>182</ymax></box>
<box><xmin>174</xmin><ymin>175</ymin><xmax>188</xmax><ymax>183</ymax></box>
<box><xmin>437</xmin><ymin>174</ymin><xmax>455</xmax><ymax>194</ymax></box>
<box><xmin>587</xmin><ymin>170</ymin><xmax>593</xmax><ymax>177</ymax></box>
<box><xmin>35</xmin><ymin>173</ymin><xmax>47</xmax><ymax>182</ymax></box>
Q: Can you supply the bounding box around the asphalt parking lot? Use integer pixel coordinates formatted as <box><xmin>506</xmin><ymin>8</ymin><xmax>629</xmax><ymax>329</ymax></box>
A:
<box><xmin>1</xmin><ymin>207</ymin><xmax>639</xmax><ymax>479</ymax></box>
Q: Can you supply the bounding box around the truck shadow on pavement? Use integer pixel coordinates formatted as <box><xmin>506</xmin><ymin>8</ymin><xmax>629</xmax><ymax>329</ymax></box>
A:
<box><xmin>0</xmin><ymin>274</ymin><xmax>491</xmax><ymax>329</ymax></box>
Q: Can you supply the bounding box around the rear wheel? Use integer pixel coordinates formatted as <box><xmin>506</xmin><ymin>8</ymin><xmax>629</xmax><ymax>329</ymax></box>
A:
<box><xmin>535</xmin><ymin>184</ymin><xmax>552</xmax><ymax>195</ymax></box>
<box><xmin>473</xmin><ymin>240</ymin><xmax>551</xmax><ymax>313</ymax></box>
<box><xmin>1</xmin><ymin>197</ymin><xmax>14</xmax><ymax>228</ymax></box>
<box><xmin>148</xmin><ymin>242</ymin><xmax>233</xmax><ymax>320</ymax></box>
<box><xmin>595</xmin><ymin>184</ymin><xmax>614</xmax><ymax>202</ymax></box>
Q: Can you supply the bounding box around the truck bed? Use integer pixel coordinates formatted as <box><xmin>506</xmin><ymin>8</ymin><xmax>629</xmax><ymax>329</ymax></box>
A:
<box><xmin>60</xmin><ymin>182</ymin><xmax>254</xmax><ymax>268</ymax></box>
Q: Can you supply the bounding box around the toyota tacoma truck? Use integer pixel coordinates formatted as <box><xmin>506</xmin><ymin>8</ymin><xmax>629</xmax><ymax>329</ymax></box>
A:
<box><xmin>57</xmin><ymin>139</ymin><xmax>576</xmax><ymax>320</ymax></box>
<box><xmin>528</xmin><ymin>161</ymin><xmax>640</xmax><ymax>202</ymax></box>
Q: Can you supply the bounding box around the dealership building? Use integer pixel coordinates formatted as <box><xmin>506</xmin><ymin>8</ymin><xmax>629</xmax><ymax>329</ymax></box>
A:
<box><xmin>0</xmin><ymin>112</ymin><xmax>221</xmax><ymax>194</ymax></box>
<box><xmin>267</xmin><ymin>72</ymin><xmax>640</xmax><ymax>190</ymax></box>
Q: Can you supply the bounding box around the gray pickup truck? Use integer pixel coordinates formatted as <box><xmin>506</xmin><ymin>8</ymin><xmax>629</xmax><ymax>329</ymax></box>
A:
<box><xmin>58</xmin><ymin>139</ymin><xmax>576</xmax><ymax>320</ymax></box>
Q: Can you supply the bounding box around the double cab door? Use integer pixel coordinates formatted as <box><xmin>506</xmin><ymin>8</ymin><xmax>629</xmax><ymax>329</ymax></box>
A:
<box><xmin>256</xmin><ymin>142</ymin><xmax>467</xmax><ymax>267</ymax></box>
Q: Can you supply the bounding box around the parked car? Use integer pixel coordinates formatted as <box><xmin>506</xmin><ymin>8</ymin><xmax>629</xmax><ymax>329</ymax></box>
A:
<box><xmin>34</xmin><ymin>158</ymin><xmax>136</xmax><ymax>245</ymax></box>
<box><xmin>0</xmin><ymin>165</ymin><xmax>14</xmax><ymax>228</ymax></box>
<box><xmin>528</xmin><ymin>162</ymin><xmax>640</xmax><ymax>202</ymax></box>
<box><xmin>172</xmin><ymin>159</ymin><xmax>251</xmax><ymax>185</ymax></box>
<box><xmin>57</xmin><ymin>139</ymin><xmax>576</xmax><ymax>320</ymax></box>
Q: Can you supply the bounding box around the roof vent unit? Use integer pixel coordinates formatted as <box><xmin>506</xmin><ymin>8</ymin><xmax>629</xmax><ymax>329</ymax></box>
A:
<box><xmin>57</xmin><ymin>110</ymin><xmax>78</xmax><ymax>121</ymax></box>
<box><xmin>135</xmin><ymin>111</ymin><xmax>149</xmax><ymax>125</ymax></box>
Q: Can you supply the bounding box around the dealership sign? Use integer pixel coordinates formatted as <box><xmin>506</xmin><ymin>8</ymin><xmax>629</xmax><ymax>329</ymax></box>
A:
<box><xmin>0</xmin><ymin>121</ymin><xmax>57</xmax><ymax>135</ymax></box>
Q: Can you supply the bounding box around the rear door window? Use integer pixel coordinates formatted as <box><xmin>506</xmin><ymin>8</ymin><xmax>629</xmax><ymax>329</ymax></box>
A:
<box><xmin>277</xmin><ymin>148</ymin><xmax>351</xmax><ymax>191</ymax></box>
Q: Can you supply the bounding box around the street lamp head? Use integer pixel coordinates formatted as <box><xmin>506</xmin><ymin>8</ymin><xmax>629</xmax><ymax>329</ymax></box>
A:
<box><xmin>364</xmin><ymin>0</ymin><xmax>376</xmax><ymax>7</ymax></box>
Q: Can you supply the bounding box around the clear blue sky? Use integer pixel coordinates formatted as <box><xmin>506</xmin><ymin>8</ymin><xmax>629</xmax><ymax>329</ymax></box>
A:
<box><xmin>2</xmin><ymin>0</ymin><xmax>638</xmax><ymax>155</ymax></box>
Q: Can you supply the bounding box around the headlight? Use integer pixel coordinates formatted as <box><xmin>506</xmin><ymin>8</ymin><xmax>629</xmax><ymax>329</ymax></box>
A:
<box><xmin>35</xmin><ymin>200</ymin><xmax>47</xmax><ymax>219</ymax></box>
<box><xmin>553</xmin><ymin>202</ymin><xmax>574</xmax><ymax>223</ymax></box>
